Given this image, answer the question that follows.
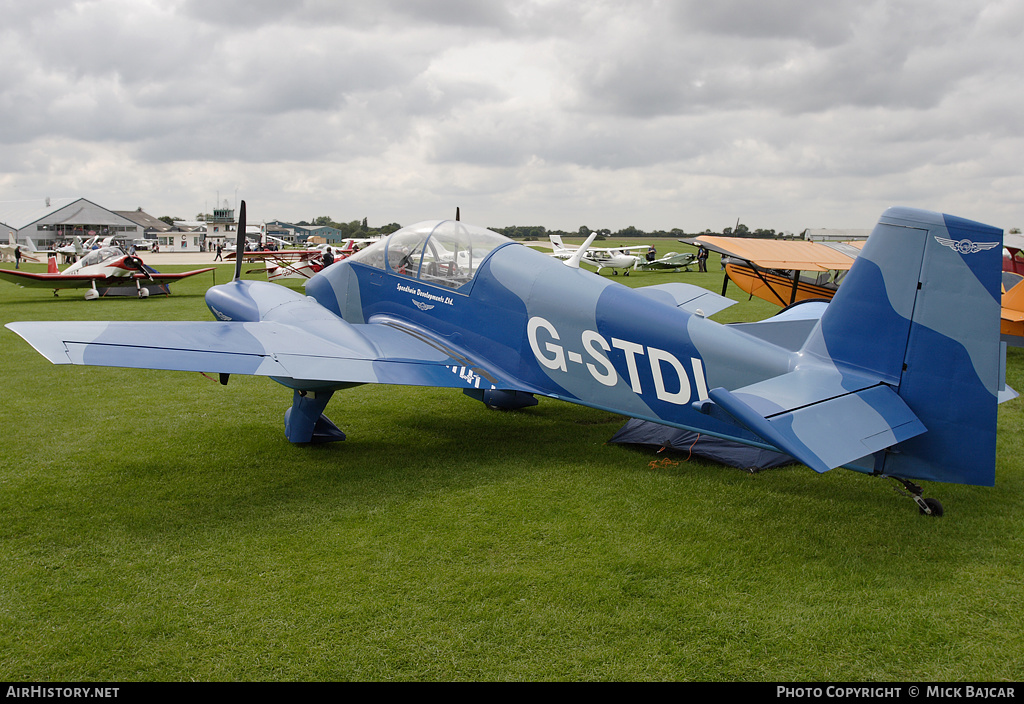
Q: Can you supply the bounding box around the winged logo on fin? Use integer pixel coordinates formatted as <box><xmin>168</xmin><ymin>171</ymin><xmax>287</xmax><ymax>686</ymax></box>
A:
<box><xmin>934</xmin><ymin>237</ymin><xmax>999</xmax><ymax>255</ymax></box>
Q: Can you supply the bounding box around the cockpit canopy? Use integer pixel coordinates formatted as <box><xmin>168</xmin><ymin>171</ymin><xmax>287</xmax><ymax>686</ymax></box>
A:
<box><xmin>78</xmin><ymin>247</ymin><xmax>125</xmax><ymax>267</ymax></box>
<box><xmin>346</xmin><ymin>220</ymin><xmax>513</xmax><ymax>290</ymax></box>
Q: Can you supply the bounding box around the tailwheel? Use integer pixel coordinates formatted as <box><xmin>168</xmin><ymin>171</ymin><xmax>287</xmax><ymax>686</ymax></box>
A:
<box><xmin>890</xmin><ymin>478</ymin><xmax>944</xmax><ymax>517</ymax></box>
<box><xmin>918</xmin><ymin>497</ymin><xmax>944</xmax><ymax>517</ymax></box>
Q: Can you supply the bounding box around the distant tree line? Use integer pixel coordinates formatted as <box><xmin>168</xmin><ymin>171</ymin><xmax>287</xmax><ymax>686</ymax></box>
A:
<box><xmin>160</xmin><ymin>214</ymin><xmax>790</xmax><ymax>240</ymax></box>
<box><xmin>488</xmin><ymin>223</ymin><xmax>786</xmax><ymax>240</ymax></box>
<box><xmin>300</xmin><ymin>216</ymin><xmax>402</xmax><ymax>238</ymax></box>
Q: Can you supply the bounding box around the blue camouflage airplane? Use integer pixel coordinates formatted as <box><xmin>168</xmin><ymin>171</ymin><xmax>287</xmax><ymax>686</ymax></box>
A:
<box><xmin>6</xmin><ymin>203</ymin><xmax>1015</xmax><ymax>515</ymax></box>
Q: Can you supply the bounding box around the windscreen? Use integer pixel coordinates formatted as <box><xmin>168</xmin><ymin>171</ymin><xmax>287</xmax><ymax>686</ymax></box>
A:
<box><xmin>347</xmin><ymin>220</ymin><xmax>512</xmax><ymax>290</ymax></box>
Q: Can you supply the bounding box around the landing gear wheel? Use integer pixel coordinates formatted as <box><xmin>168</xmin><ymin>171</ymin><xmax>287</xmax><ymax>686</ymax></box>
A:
<box><xmin>890</xmin><ymin>478</ymin><xmax>945</xmax><ymax>517</ymax></box>
<box><xmin>918</xmin><ymin>497</ymin><xmax>944</xmax><ymax>517</ymax></box>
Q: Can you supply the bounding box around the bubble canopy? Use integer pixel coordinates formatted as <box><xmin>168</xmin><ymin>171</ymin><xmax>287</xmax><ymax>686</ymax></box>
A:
<box><xmin>346</xmin><ymin>220</ymin><xmax>514</xmax><ymax>290</ymax></box>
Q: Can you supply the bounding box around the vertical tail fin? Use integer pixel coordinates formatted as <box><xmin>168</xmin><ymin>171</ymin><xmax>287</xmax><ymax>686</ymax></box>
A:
<box><xmin>47</xmin><ymin>255</ymin><xmax>58</xmax><ymax>274</ymax></box>
<box><xmin>807</xmin><ymin>207</ymin><xmax>1006</xmax><ymax>485</ymax></box>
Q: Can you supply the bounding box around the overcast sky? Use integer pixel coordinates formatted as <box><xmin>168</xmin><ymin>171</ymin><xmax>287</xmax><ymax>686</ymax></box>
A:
<box><xmin>1</xmin><ymin>0</ymin><xmax>1021</xmax><ymax>234</ymax></box>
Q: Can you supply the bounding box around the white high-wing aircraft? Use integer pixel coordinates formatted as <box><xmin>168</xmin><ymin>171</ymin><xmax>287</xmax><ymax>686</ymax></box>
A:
<box><xmin>547</xmin><ymin>234</ymin><xmax>649</xmax><ymax>275</ymax></box>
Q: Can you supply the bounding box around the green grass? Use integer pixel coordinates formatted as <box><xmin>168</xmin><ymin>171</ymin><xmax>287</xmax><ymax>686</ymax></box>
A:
<box><xmin>0</xmin><ymin>258</ymin><xmax>1022</xmax><ymax>681</ymax></box>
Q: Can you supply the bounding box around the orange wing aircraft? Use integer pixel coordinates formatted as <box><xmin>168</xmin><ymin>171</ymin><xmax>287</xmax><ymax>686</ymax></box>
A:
<box><xmin>682</xmin><ymin>236</ymin><xmax>864</xmax><ymax>307</ymax></box>
<box><xmin>1001</xmin><ymin>232</ymin><xmax>1024</xmax><ymax>346</ymax></box>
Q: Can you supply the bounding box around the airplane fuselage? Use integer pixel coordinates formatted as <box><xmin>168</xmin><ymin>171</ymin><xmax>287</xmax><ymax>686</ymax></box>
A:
<box><xmin>584</xmin><ymin>250</ymin><xmax>640</xmax><ymax>271</ymax></box>
<box><xmin>208</xmin><ymin>235</ymin><xmax>794</xmax><ymax>447</ymax></box>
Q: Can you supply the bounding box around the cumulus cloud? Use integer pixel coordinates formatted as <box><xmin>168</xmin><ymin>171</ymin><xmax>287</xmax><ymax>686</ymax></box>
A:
<box><xmin>0</xmin><ymin>0</ymin><xmax>1020</xmax><ymax>232</ymax></box>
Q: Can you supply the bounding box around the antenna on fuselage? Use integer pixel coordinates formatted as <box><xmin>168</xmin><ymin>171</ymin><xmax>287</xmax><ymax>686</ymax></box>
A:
<box><xmin>233</xmin><ymin>200</ymin><xmax>246</xmax><ymax>281</ymax></box>
<box><xmin>456</xmin><ymin>207</ymin><xmax>460</xmax><ymax>221</ymax></box>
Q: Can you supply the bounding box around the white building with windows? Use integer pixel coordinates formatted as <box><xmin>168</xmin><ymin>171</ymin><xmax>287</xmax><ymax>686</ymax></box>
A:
<box><xmin>0</xmin><ymin>197</ymin><xmax>142</xmax><ymax>250</ymax></box>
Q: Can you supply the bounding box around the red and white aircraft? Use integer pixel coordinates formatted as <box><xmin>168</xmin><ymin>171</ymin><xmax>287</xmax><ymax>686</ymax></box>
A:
<box><xmin>0</xmin><ymin>246</ymin><xmax>215</xmax><ymax>299</ymax></box>
<box><xmin>232</xmin><ymin>239</ymin><xmax>368</xmax><ymax>282</ymax></box>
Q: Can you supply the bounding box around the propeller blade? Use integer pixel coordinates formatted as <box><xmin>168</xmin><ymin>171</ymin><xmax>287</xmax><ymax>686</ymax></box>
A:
<box><xmin>233</xmin><ymin>201</ymin><xmax>246</xmax><ymax>281</ymax></box>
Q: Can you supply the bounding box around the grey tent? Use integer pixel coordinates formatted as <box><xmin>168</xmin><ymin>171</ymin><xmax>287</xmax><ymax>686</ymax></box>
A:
<box><xmin>609</xmin><ymin>418</ymin><xmax>796</xmax><ymax>471</ymax></box>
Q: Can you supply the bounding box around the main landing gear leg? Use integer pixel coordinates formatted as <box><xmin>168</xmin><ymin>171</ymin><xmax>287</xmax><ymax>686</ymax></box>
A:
<box><xmin>890</xmin><ymin>478</ymin><xmax>944</xmax><ymax>517</ymax></box>
<box><xmin>284</xmin><ymin>389</ymin><xmax>346</xmax><ymax>444</ymax></box>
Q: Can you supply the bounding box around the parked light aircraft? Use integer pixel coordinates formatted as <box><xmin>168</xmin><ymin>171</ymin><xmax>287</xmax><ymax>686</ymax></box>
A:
<box><xmin>6</xmin><ymin>204</ymin><xmax>1015</xmax><ymax>514</ymax></box>
<box><xmin>681</xmin><ymin>236</ymin><xmax>863</xmax><ymax>307</ymax></box>
<box><xmin>1000</xmin><ymin>232</ymin><xmax>1024</xmax><ymax>347</ymax></box>
<box><xmin>230</xmin><ymin>240</ymin><xmax>363</xmax><ymax>281</ymax></box>
<box><xmin>636</xmin><ymin>250</ymin><xmax>696</xmax><ymax>272</ymax></box>
<box><xmin>1000</xmin><ymin>271</ymin><xmax>1024</xmax><ymax>347</ymax></box>
<box><xmin>548</xmin><ymin>235</ymin><xmax>649</xmax><ymax>275</ymax></box>
<box><xmin>0</xmin><ymin>246</ymin><xmax>216</xmax><ymax>299</ymax></box>
<box><xmin>0</xmin><ymin>243</ymin><xmax>39</xmax><ymax>264</ymax></box>
<box><xmin>1003</xmin><ymin>232</ymin><xmax>1024</xmax><ymax>276</ymax></box>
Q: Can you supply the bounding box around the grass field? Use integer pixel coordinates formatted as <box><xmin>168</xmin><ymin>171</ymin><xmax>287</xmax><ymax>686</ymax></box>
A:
<box><xmin>0</xmin><ymin>252</ymin><xmax>1022</xmax><ymax>681</ymax></box>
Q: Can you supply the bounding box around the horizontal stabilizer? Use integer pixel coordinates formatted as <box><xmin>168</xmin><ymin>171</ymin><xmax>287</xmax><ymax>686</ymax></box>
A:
<box><xmin>699</xmin><ymin>370</ymin><xmax>926</xmax><ymax>473</ymax></box>
<box><xmin>729</xmin><ymin>300</ymin><xmax>829</xmax><ymax>351</ymax></box>
<box><xmin>634</xmin><ymin>283</ymin><xmax>736</xmax><ymax>317</ymax></box>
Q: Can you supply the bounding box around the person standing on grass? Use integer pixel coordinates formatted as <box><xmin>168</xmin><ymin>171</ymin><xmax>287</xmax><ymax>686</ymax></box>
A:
<box><xmin>697</xmin><ymin>244</ymin><xmax>709</xmax><ymax>272</ymax></box>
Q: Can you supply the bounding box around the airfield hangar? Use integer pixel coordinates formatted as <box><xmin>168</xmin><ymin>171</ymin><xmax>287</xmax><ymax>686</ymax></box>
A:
<box><xmin>0</xmin><ymin>197</ymin><xmax>144</xmax><ymax>250</ymax></box>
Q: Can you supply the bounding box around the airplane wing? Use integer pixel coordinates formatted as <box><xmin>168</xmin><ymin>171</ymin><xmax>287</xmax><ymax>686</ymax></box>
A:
<box><xmin>697</xmin><ymin>369</ymin><xmax>927</xmax><ymax>474</ymax></box>
<box><xmin>1003</xmin><ymin>232</ymin><xmax>1024</xmax><ymax>254</ymax></box>
<box><xmin>226</xmin><ymin>251</ymin><xmax>315</xmax><ymax>261</ymax></box>
<box><xmin>5</xmin><ymin>318</ymin><xmax>530</xmax><ymax>394</ymax></box>
<box><xmin>592</xmin><ymin>244</ymin><xmax>650</xmax><ymax>252</ymax></box>
<box><xmin>0</xmin><ymin>270</ymin><xmax>108</xmax><ymax>289</ymax></box>
<box><xmin>637</xmin><ymin>253</ymin><xmax>695</xmax><ymax>270</ymax></box>
<box><xmin>0</xmin><ymin>267</ymin><xmax>216</xmax><ymax>289</ymax></box>
<box><xmin>134</xmin><ymin>267</ymin><xmax>216</xmax><ymax>281</ymax></box>
<box><xmin>686</xmin><ymin>236</ymin><xmax>858</xmax><ymax>271</ymax></box>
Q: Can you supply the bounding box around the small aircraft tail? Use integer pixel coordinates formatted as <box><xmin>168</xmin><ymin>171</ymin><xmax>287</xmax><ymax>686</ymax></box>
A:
<box><xmin>807</xmin><ymin>207</ymin><xmax>1008</xmax><ymax>485</ymax></box>
<box><xmin>564</xmin><ymin>233</ymin><xmax>598</xmax><ymax>269</ymax></box>
<box><xmin>549</xmin><ymin>234</ymin><xmax>567</xmax><ymax>251</ymax></box>
<box><xmin>47</xmin><ymin>255</ymin><xmax>58</xmax><ymax>274</ymax></box>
